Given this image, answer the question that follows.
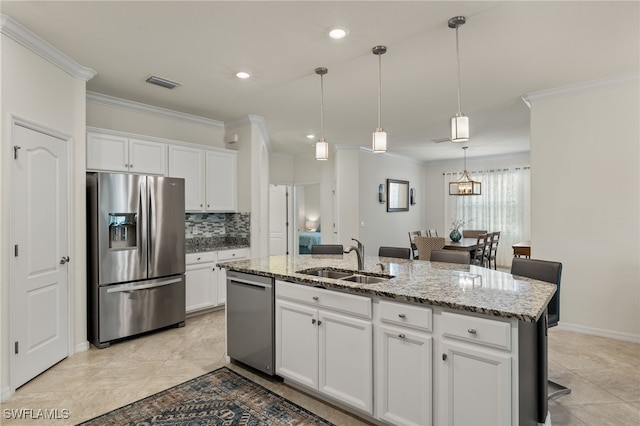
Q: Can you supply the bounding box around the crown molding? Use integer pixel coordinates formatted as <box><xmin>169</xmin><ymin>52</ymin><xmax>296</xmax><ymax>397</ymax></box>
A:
<box><xmin>523</xmin><ymin>73</ymin><xmax>640</xmax><ymax>104</ymax></box>
<box><xmin>1</xmin><ymin>14</ymin><xmax>96</xmax><ymax>81</ymax></box>
<box><xmin>86</xmin><ymin>91</ymin><xmax>224</xmax><ymax>128</ymax></box>
<box><xmin>225</xmin><ymin>115</ymin><xmax>272</xmax><ymax>151</ymax></box>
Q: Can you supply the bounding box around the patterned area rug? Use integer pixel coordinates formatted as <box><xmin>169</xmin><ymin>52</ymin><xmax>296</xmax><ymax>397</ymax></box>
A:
<box><xmin>78</xmin><ymin>367</ymin><xmax>335</xmax><ymax>425</ymax></box>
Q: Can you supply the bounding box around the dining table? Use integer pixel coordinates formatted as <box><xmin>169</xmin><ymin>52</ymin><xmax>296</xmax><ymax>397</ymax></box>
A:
<box><xmin>443</xmin><ymin>237</ymin><xmax>479</xmax><ymax>252</ymax></box>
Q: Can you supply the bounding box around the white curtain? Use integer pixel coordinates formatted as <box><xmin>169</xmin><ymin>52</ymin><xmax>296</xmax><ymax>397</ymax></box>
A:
<box><xmin>443</xmin><ymin>167</ymin><xmax>530</xmax><ymax>268</ymax></box>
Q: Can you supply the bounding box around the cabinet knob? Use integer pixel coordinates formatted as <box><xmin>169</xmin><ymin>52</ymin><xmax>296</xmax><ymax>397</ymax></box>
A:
<box><xmin>317</xmin><ymin>320</ymin><xmax>322</xmax><ymax>326</ymax></box>
<box><xmin>398</xmin><ymin>333</ymin><xmax>406</xmax><ymax>339</ymax></box>
<box><xmin>398</xmin><ymin>313</ymin><xmax>406</xmax><ymax>318</ymax></box>
<box><xmin>442</xmin><ymin>354</ymin><xmax>448</xmax><ymax>361</ymax></box>
<box><xmin>197</xmin><ymin>257</ymin><xmax>201</xmax><ymax>261</ymax></box>
<box><xmin>312</xmin><ymin>319</ymin><xmax>316</xmax><ymax>324</ymax></box>
<box><xmin>467</xmin><ymin>328</ymin><xmax>477</xmax><ymax>334</ymax></box>
<box><xmin>312</xmin><ymin>296</ymin><xmax>319</xmax><ymax>301</ymax></box>
<box><xmin>130</xmin><ymin>164</ymin><xmax>133</xmax><ymax>168</ymax></box>
<box><xmin>200</xmin><ymin>204</ymin><xmax>203</xmax><ymax>207</ymax></box>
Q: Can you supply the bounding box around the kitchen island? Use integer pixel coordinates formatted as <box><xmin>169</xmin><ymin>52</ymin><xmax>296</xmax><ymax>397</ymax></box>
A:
<box><xmin>218</xmin><ymin>254</ymin><xmax>556</xmax><ymax>426</ymax></box>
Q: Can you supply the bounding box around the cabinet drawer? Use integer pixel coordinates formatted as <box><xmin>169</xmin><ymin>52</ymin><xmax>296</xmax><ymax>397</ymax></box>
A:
<box><xmin>276</xmin><ymin>281</ymin><xmax>371</xmax><ymax>319</ymax></box>
<box><xmin>186</xmin><ymin>252</ymin><xmax>217</xmax><ymax>265</ymax></box>
<box><xmin>218</xmin><ymin>247</ymin><xmax>249</xmax><ymax>261</ymax></box>
<box><xmin>440</xmin><ymin>311</ymin><xmax>511</xmax><ymax>351</ymax></box>
<box><xmin>379</xmin><ymin>300</ymin><xmax>432</xmax><ymax>332</ymax></box>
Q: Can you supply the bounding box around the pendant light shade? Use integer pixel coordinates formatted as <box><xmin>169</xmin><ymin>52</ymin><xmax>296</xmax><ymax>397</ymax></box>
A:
<box><xmin>315</xmin><ymin>67</ymin><xmax>329</xmax><ymax>160</ymax></box>
<box><xmin>372</xmin><ymin>45</ymin><xmax>387</xmax><ymax>153</ymax></box>
<box><xmin>449</xmin><ymin>16</ymin><xmax>469</xmax><ymax>143</ymax></box>
<box><xmin>449</xmin><ymin>146</ymin><xmax>481</xmax><ymax>196</ymax></box>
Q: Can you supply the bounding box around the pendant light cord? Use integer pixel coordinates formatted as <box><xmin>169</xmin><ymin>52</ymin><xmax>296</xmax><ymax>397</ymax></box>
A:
<box><xmin>377</xmin><ymin>53</ymin><xmax>382</xmax><ymax>129</ymax></box>
<box><xmin>456</xmin><ymin>25</ymin><xmax>462</xmax><ymax>115</ymax></box>
<box><xmin>320</xmin><ymin>73</ymin><xmax>325</xmax><ymax>140</ymax></box>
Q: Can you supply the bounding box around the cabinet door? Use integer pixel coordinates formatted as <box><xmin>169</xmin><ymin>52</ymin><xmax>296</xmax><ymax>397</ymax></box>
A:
<box><xmin>319</xmin><ymin>310</ymin><xmax>373</xmax><ymax>414</ymax></box>
<box><xmin>205</xmin><ymin>150</ymin><xmax>237</xmax><ymax>212</ymax></box>
<box><xmin>86</xmin><ymin>133</ymin><xmax>128</xmax><ymax>172</ymax></box>
<box><xmin>378</xmin><ymin>326</ymin><xmax>432</xmax><ymax>426</ymax></box>
<box><xmin>440</xmin><ymin>342</ymin><xmax>511</xmax><ymax>426</ymax></box>
<box><xmin>275</xmin><ymin>299</ymin><xmax>318</xmax><ymax>389</ymax></box>
<box><xmin>128</xmin><ymin>138</ymin><xmax>167</xmax><ymax>175</ymax></box>
<box><xmin>169</xmin><ymin>145</ymin><xmax>205</xmax><ymax>211</ymax></box>
<box><xmin>185</xmin><ymin>262</ymin><xmax>217</xmax><ymax>313</ymax></box>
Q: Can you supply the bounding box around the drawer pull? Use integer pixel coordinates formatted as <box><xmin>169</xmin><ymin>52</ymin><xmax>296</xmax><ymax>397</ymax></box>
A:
<box><xmin>312</xmin><ymin>296</ymin><xmax>319</xmax><ymax>301</ymax></box>
<box><xmin>398</xmin><ymin>313</ymin><xmax>406</xmax><ymax>318</ymax></box>
<box><xmin>467</xmin><ymin>328</ymin><xmax>477</xmax><ymax>334</ymax></box>
<box><xmin>398</xmin><ymin>333</ymin><xmax>406</xmax><ymax>339</ymax></box>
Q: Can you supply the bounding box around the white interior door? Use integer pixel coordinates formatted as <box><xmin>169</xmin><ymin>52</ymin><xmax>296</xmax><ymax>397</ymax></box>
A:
<box><xmin>269</xmin><ymin>184</ymin><xmax>289</xmax><ymax>255</ymax></box>
<box><xmin>12</xmin><ymin>123</ymin><xmax>69</xmax><ymax>389</ymax></box>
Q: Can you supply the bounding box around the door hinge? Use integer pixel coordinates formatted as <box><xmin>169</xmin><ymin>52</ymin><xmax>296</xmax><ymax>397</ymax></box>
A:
<box><xmin>15</xmin><ymin>341</ymin><xmax>19</xmax><ymax>354</ymax></box>
<box><xmin>14</xmin><ymin>145</ymin><xmax>21</xmax><ymax>159</ymax></box>
<box><xmin>14</xmin><ymin>244</ymin><xmax>18</xmax><ymax>257</ymax></box>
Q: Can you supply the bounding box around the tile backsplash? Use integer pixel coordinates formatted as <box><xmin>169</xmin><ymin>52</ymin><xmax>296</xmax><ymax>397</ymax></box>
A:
<box><xmin>185</xmin><ymin>212</ymin><xmax>250</xmax><ymax>239</ymax></box>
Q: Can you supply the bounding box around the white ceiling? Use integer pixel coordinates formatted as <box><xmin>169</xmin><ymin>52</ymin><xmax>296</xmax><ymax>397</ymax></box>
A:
<box><xmin>2</xmin><ymin>1</ymin><xmax>638</xmax><ymax>162</ymax></box>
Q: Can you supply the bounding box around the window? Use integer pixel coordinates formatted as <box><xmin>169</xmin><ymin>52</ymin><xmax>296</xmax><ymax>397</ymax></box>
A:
<box><xmin>444</xmin><ymin>167</ymin><xmax>530</xmax><ymax>267</ymax></box>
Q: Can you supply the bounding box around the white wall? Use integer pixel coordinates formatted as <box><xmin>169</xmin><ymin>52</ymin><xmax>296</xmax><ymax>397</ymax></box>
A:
<box><xmin>270</xmin><ymin>152</ymin><xmax>294</xmax><ymax>184</ymax></box>
<box><xmin>358</xmin><ymin>150</ymin><xmax>424</xmax><ymax>253</ymax></box>
<box><xmin>1</xmin><ymin>34</ymin><xmax>88</xmax><ymax>397</ymax></box>
<box><xmin>528</xmin><ymin>75</ymin><xmax>640</xmax><ymax>341</ymax></box>
<box><xmin>87</xmin><ymin>98</ymin><xmax>225</xmax><ymax>148</ymax></box>
<box><xmin>422</xmin><ymin>152</ymin><xmax>531</xmax><ymax>235</ymax></box>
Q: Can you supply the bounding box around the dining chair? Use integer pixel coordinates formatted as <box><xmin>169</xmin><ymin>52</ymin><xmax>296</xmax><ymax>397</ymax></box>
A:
<box><xmin>408</xmin><ymin>231</ymin><xmax>421</xmax><ymax>259</ymax></box>
<box><xmin>511</xmin><ymin>257</ymin><xmax>570</xmax><ymax>400</ymax></box>
<box><xmin>428</xmin><ymin>229</ymin><xmax>438</xmax><ymax>237</ymax></box>
<box><xmin>378</xmin><ymin>246</ymin><xmax>411</xmax><ymax>259</ymax></box>
<box><xmin>310</xmin><ymin>244</ymin><xmax>344</xmax><ymax>254</ymax></box>
<box><xmin>414</xmin><ymin>236</ymin><xmax>445</xmax><ymax>262</ymax></box>
<box><xmin>462</xmin><ymin>229</ymin><xmax>487</xmax><ymax>238</ymax></box>
<box><xmin>429</xmin><ymin>249</ymin><xmax>470</xmax><ymax>264</ymax></box>
<box><xmin>471</xmin><ymin>233</ymin><xmax>490</xmax><ymax>267</ymax></box>
<box><xmin>486</xmin><ymin>231</ymin><xmax>501</xmax><ymax>269</ymax></box>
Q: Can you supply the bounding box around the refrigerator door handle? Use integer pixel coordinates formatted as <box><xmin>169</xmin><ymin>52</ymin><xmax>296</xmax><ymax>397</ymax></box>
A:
<box><xmin>106</xmin><ymin>277</ymin><xmax>182</xmax><ymax>293</ymax></box>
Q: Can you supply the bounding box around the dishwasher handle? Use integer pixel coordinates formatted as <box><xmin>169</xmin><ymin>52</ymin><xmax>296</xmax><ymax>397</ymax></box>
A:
<box><xmin>228</xmin><ymin>277</ymin><xmax>272</xmax><ymax>289</ymax></box>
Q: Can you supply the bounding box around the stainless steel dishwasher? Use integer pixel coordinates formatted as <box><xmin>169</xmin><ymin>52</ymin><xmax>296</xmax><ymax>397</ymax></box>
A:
<box><xmin>226</xmin><ymin>271</ymin><xmax>275</xmax><ymax>376</ymax></box>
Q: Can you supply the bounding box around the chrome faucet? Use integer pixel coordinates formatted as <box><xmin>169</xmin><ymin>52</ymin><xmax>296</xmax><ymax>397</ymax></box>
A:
<box><xmin>345</xmin><ymin>238</ymin><xmax>365</xmax><ymax>270</ymax></box>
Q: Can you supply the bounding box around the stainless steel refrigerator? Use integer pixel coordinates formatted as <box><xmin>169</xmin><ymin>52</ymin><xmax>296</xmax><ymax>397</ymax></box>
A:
<box><xmin>86</xmin><ymin>172</ymin><xmax>186</xmax><ymax>348</ymax></box>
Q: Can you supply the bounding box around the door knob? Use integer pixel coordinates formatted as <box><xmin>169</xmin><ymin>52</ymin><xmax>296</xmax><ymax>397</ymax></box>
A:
<box><xmin>60</xmin><ymin>256</ymin><xmax>70</xmax><ymax>265</ymax></box>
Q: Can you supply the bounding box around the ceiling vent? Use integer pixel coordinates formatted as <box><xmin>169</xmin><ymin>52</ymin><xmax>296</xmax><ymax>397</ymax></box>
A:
<box><xmin>145</xmin><ymin>75</ymin><xmax>181</xmax><ymax>89</ymax></box>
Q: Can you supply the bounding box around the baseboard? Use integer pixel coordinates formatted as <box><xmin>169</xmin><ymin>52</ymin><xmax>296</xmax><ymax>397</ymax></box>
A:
<box><xmin>74</xmin><ymin>340</ymin><xmax>90</xmax><ymax>353</ymax></box>
<box><xmin>1</xmin><ymin>386</ymin><xmax>13</xmax><ymax>402</ymax></box>
<box><xmin>558</xmin><ymin>322</ymin><xmax>640</xmax><ymax>344</ymax></box>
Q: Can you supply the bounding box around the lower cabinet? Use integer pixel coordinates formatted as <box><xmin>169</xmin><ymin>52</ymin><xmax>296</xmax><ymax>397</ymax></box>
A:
<box><xmin>377</xmin><ymin>326</ymin><xmax>432</xmax><ymax>426</ymax></box>
<box><xmin>275</xmin><ymin>281</ymin><xmax>373</xmax><ymax>415</ymax></box>
<box><xmin>185</xmin><ymin>248</ymin><xmax>249</xmax><ymax>314</ymax></box>
<box><xmin>439</xmin><ymin>342</ymin><xmax>512</xmax><ymax>426</ymax></box>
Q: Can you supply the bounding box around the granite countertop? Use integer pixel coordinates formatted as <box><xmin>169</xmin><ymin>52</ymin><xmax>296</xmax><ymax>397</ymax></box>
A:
<box><xmin>217</xmin><ymin>254</ymin><xmax>557</xmax><ymax>322</ymax></box>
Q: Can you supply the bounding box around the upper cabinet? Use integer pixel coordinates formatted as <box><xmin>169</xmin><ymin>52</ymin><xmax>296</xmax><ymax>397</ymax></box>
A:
<box><xmin>168</xmin><ymin>146</ymin><xmax>237</xmax><ymax>213</ymax></box>
<box><xmin>205</xmin><ymin>150</ymin><xmax>237</xmax><ymax>212</ymax></box>
<box><xmin>87</xmin><ymin>132</ymin><xmax>166</xmax><ymax>175</ymax></box>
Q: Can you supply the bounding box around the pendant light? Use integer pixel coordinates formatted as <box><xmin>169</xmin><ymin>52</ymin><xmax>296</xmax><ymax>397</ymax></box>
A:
<box><xmin>372</xmin><ymin>45</ymin><xmax>387</xmax><ymax>153</ymax></box>
<box><xmin>315</xmin><ymin>67</ymin><xmax>329</xmax><ymax>160</ymax></box>
<box><xmin>449</xmin><ymin>16</ymin><xmax>469</xmax><ymax>143</ymax></box>
<box><xmin>449</xmin><ymin>146</ymin><xmax>481</xmax><ymax>196</ymax></box>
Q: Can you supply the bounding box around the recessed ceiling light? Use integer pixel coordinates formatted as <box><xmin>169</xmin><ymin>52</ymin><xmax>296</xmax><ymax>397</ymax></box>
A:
<box><xmin>328</xmin><ymin>28</ymin><xmax>348</xmax><ymax>40</ymax></box>
<box><xmin>306</xmin><ymin>134</ymin><xmax>315</xmax><ymax>139</ymax></box>
<box><xmin>236</xmin><ymin>71</ymin><xmax>251</xmax><ymax>79</ymax></box>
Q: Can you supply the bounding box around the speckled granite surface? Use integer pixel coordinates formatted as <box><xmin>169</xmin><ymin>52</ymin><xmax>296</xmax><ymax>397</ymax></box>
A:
<box><xmin>217</xmin><ymin>254</ymin><xmax>557</xmax><ymax>322</ymax></box>
<box><xmin>186</xmin><ymin>236</ymin><xmax>249</xmax><ymax>253</ymax></box>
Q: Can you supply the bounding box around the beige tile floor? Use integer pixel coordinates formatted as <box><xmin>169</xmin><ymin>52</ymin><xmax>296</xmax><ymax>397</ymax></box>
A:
<box><xmin>1</xmin><ymin>310</ymin><xmax>638</xmax><ymax>425</ymax></box>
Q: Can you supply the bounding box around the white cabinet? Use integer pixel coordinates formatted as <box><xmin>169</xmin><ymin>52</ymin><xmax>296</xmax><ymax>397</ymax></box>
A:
<box><xmin>185</xmin><ymin>252</ymin><xmax>217</xmax><ymax>313</ymax></box>
<box><xmin>168</xmin><ymin>145</ymin><xmax>205</xmax><ymax>211</ymax></box>
<box><xmin>87</xmin><ymin>132</ymin><xmax>166</xmax><ymax>175</ymax></box>
<box><xmin>185</xmin><ymin>248</ymin><xmax>249</xmax><ymax>313</ymax></box>
<box><xmin>168</xmin><ymin>147</ymin><xmax>237</xmax><ymax>212</ymax></box>
<box><xmin>276</xmin><ymin>281</ymin><xmax>373</xmax><ymax>415</ymax></box>
<box><xmin>438</xmin><ymin>311</ymin><xmax>513</xmax><ymax>426</ymax></box>
<box><xmin>205</xmin><ymin>150</ymin><xmax>237</xmax><ymax>212</ymax></box>
<box><xmin>376</xmin><ymin>300</ymin><xmax>433</xmax><ymax>426</ymax></box>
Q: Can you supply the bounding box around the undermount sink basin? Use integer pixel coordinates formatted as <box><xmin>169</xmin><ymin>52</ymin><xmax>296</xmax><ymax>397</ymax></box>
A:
<box><xmin>340</xmin><ymin>274</ymin><xmax>388</xmax><ymax>284</ymax></box>
<box><xmin>297</xmin><ymin>268</ymin><xmax>354</xmax><ymax>279</ymax></box>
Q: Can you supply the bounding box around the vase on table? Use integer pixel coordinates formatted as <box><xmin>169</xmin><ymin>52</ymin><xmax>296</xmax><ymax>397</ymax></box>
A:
<box><xmin>449</xmin><ymin>228</ymin><xmax>462</xmax><ymax>242</ymax></box>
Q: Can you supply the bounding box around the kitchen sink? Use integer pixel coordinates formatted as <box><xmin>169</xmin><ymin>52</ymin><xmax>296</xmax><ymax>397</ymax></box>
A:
<box><xmin>297</xmin><ymin>267</ymin><xmax>394</xmax><ymax>284</ymax></box>
<box><xmin>341</xmin><ymin>275</ymin><xmax>388</xmax><ymax>284</ymax></box>
<box><xmin>299</xmin><ymin>268</ymin><xmax>353</xmax><ymax>279</ymax></box>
